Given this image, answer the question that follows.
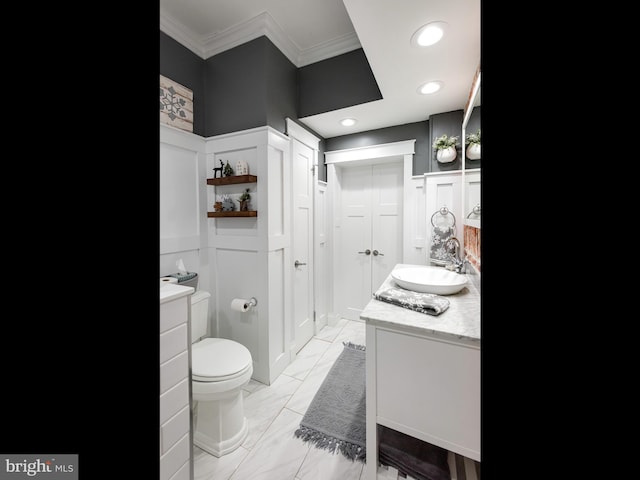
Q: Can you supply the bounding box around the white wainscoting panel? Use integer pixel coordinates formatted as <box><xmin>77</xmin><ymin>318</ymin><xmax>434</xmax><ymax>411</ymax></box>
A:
<box><xmin>425</xmin><ymin>173</ymin><xmax>462</xmax><ymax>263</ymax></box>
<box><xmin>160</xmin><ymin>125</ymin><xmax>207</xmax><ymax>256</ymax></box>
<box><xmin>403</xmin><ymin>175</ymin><xmax>427</xmax><ymax>266</ymax></box>
<box><xmin>206</xmin><ymin>126</ymin><xmax>292</xmax><ymax>385</ymax></box>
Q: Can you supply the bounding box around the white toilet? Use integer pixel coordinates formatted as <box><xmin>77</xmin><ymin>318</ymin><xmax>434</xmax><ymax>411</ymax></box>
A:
<box><xmin>190</xmin><ymin>290</ymin><xmax>253</xmax><ymax>457</ymax></box>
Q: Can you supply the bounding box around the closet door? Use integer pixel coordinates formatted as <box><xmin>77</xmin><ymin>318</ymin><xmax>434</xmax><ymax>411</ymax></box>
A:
<box><xmin>338</xmin><ymin>162</ymin><xmax>403</xmax><ymax>320</ymax></box>
<box><xmin>292</xmin><ymin>138</ymin><xmax>315</xmax><ymax>353</ymax></box>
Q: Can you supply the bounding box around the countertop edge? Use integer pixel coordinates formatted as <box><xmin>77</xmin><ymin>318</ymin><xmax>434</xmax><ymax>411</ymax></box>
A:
<box><xmin>160</xmin><ymin>284</ymin><xmax>195</xmax><ymax>304</ymax></box>
<box><xmin>362</xmin><ymin>311</ymin><xmax>480</xmax><ymax>345</ymax></box>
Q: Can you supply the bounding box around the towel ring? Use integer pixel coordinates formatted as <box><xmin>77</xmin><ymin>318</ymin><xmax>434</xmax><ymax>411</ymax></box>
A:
<box><xmin>466</xmin><ymin>204</ymin><xmax>481</xmax><ymax>218</ymax></box>
<box><xmin>430</xmin><ymin>206</ymin><xmax>456</xmax><ymax>228</ymax></box>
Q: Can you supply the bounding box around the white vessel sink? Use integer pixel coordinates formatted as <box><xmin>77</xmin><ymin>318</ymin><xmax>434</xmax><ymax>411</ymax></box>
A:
<box><xmin>391</xmin><ymin>265</ymin><xmax>467</xmax><ymax>295</ymax></box>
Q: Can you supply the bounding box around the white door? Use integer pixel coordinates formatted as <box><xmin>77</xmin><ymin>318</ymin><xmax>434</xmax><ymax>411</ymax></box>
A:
<box><xmin>292</xmin><ymin>138</ymin><xmax>315</xmax><ymax>353</ymax></box>
<box><xmin>339</xmin><ymin>162</ymin><xmax>403</xmax><ymax>320</ymax></box>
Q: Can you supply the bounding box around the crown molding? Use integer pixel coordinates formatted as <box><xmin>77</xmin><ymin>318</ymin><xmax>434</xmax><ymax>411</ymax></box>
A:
<box><xmin>160</xmin><ymin>9</ymin><xmax>361</xmax><ymax>67</ymax></box>
<box><xmin>160</xmin><ymin>7</ymin><xmax>207</xmax><ymax>59</ymax></box>
<box><xmin>200</xmin><ymin>11</ymin><xmax>299</xmax><ymax>65</ymax></box>
<box><xmin>297</xmin><ymin>32</ymin><xmax>361</xmax><ymax>67</ymax></box>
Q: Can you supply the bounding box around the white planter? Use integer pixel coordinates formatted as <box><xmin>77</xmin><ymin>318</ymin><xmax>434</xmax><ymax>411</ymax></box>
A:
<box><xmin>436</xmin><ymin>146</ymin><xmax>457</xmax><ymax>163</ymax></box>
<box><xmin>466</xmin><ymin>143</ymin><xmax>481</xmax><ymax>160</ymax></box>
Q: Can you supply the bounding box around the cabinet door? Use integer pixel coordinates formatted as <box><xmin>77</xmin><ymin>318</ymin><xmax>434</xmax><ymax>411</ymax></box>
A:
<box><xmin>376</xmin><ymin>328</ymin><xmax>480</xmax><ymax>460</ymax></box>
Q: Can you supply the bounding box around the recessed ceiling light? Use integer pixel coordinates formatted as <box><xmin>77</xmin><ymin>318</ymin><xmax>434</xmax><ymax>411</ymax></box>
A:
<box><xmin>411</xmin><ymin>21</ymin><xmax>448</xmax><ymax>47</ymax></box>
<box><xmin>340</xmin><ymin>118</ymin><xmax>357</xmax><ymax>126</ymax></box>
<box><xmin>418</xmin><ymin>81</ymin><xmax>443</xmax><ymax>94</ymax></box>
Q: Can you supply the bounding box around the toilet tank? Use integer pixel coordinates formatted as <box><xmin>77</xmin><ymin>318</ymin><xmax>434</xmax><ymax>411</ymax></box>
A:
<box><xmin>190</xmin><ymin>290</ymin><xmax>211</xmax><ymax>343</ymax></box>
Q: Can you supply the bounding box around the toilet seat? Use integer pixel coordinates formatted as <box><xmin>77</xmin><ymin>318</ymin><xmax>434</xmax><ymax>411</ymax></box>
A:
<box><xmin>192</xmin><ymin>338</ymin><xmax>252</xmax><ymax>382</ymax></box>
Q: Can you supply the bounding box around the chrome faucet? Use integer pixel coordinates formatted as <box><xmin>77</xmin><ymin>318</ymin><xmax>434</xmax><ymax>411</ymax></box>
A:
<box><xmin>445</xmin><ymin>237</ymin><xmax>467</xmax><ymax>274</ymax></box>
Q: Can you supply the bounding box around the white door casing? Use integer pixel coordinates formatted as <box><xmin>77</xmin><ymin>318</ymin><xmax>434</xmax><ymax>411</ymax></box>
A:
<box><xmin>326</xmin><ymin>140</ymin><xmax>415</xmax><ymax>323</ymax></box>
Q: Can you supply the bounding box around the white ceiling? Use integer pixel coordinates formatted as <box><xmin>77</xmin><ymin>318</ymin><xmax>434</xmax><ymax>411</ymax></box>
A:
<box><xmin>160</xmin><ymin>0</ymin><xmax>480</xmax><ymax>139</ymax></box>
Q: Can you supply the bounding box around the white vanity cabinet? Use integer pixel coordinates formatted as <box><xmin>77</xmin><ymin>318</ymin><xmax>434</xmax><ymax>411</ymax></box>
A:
<box><xmin>361</xmin><ymin>266</ymin><xmax>480</xmax><ymax>479</ymax></box>
<box><xmin>160</xmin><ymin>284</ymin><xmax>194</xmax><ymax>480</ymax></box>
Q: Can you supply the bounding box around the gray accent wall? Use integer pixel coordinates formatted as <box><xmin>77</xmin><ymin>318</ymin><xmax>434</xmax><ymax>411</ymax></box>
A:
<box><xmin>324</xmin><ymin>121</ymin><xmax>431</xmax><ymax>176</ymax></box>
<box><xmin>297</xmin><ymin>49</ymin><xmax>382</xmax><ymax>117</ymax></box>
<box><xmin>160</xmin><ymin>33</ymin><xmax>380</xmax><ymax>139</ymax></box>
<box><xmin>160</xmin><ymin>31</ymin><xmax>206</xmax><ymax>136</ymax></box>
<box><xmin>159</xmin><ymin>33</ymin><xmax>473</xmax><ymax>182</ymax></box>
<box><xmin>264</xmin><ymin>39</ymin><xmax>299</xmax><ymax>136</ymax></box>
<box><xmin>205</xmin><ymin>37</ymin><xmax>275</xmax><ymax>136</ymax></box>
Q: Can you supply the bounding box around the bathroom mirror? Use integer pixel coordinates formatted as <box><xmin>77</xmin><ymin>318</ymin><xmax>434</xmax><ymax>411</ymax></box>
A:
<box><xmin>461</xmin><ymin>66</ymin><xmax>481</xmax><ymax>274</ymax></box>
<box><xmin>462</xmin><ymin>66</ymin><xmax>481</xmax><ymax>229</ymax></box>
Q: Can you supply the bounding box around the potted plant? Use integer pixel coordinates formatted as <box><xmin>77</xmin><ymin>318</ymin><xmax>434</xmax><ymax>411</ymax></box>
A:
<box><xmin>465</xmin><ymin>129</ymin><xmax>481</xmax><ymax>160</ymax></box>
<box><xmin>238</xmin><ymin>188</ymin><xmax>251</xmax><ymax>211</ymax></box>
<box><xmin>432</xmin><ymin>134</ymin><xmax>459</xmax><ymax>163</ymax></box>
<box><xmin>223</xmin><ymin>160</ymin><xmax>234</xmax><ymax>177</ymax></box>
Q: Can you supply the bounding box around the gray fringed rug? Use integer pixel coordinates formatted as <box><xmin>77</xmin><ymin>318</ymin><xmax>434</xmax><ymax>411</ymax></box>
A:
<box><xmin>294</xmin><ymin>342</ymin><xmax>367</xmax><ymax>462</ymax></box>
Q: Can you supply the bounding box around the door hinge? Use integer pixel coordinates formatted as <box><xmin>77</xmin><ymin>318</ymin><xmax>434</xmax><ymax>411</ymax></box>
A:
<box><xmin>313</xmin><ymin>311</ymin><xmax>316</xmax><ymax>322</ymax></box>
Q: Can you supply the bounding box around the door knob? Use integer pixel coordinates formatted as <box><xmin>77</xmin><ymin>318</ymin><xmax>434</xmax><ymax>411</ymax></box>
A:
<box><xmin>372</xmin><ymin>250</ymin><xmax>384</xmax><ymax>256</ymax></box>
<box><xmin>357</xmin><ymin>249</ymin><xmax>371</xmax><ymax>255</ymax></box>
<box><xmin>294</xmin><ymin>260</ymin><xmax>307</xmax><ymax>267</ymax></box>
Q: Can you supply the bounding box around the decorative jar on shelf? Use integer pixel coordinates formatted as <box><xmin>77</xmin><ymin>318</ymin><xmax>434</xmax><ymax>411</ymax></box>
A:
<box><xmin>235</xmin><ymin>159</ymin><xmax>249</xmax><ymax>176</ymax></box>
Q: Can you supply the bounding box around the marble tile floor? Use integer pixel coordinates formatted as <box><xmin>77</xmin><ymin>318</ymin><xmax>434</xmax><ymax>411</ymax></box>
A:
<box><xmin>193</xmin><ymin>318</ymin><xmax>478</xmax><ymax>480</ymax></box>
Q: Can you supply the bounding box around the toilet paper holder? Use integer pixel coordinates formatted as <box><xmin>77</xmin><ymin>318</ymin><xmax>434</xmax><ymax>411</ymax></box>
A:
<box><xmin>231</xmin><ymin>296</ymin><xmax>258</xmax><ymax>312</ymax></box>
<box><xmin>246</xmin><ymin>297</ymin><xmax>257</xmax><ymax>309</ymax></box>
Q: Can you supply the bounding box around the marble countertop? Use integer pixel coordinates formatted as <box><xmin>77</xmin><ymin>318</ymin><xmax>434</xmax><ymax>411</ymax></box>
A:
<box><xmin>160</xmin><ymin>283</ymin><xmax>194</xmax><ymax>304</ymax></box>
<box><xmin>360</xmin><ymin>264</ymin><xmax>480</xmax><ymax>344</ymax></box>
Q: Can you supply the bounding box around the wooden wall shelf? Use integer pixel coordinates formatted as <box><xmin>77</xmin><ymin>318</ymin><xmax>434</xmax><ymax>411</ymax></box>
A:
<box><xmin>208</xmin><ymin>211</ymin><xmax>257</xmax><ymax>218</ymax></box>
<box><xmin>207</xmin><ymin>175</ymin><xmax>257</xmax><ymax>186</ymax></box>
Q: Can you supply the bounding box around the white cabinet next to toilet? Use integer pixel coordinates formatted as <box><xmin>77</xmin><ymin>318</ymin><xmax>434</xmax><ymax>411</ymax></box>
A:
<box><xmin>206</xmin><ymin>126</ymin><xmax>292</xmax><ymax>386</ymax></box>
<box><xmin>160</xmin><ymin>284</ymin><xmax>194</xmax><ymax>480</ymax></box>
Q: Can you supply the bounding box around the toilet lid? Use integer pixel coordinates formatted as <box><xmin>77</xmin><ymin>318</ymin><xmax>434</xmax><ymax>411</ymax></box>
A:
<box><xmin>192</xmin><ymin>338</ymin><xmax>252</xmax><ymax>381</ymax></box>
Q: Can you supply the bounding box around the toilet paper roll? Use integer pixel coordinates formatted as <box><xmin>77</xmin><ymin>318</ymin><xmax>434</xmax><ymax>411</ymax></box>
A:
<box><xmin>231</xmin><ymin>298</ymin><xmax>250</xmax><ymax>313</ymax></box>
<box><xmin>160</xmin><ymin>277</ymin><xmax>178</xmax><ymax>285</ymax></box>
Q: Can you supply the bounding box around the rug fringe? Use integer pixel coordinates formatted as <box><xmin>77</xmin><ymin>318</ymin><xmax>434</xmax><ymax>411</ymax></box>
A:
<box><xmin>294</xmin><ymin>425</ymin><xmax>366</xmax><ymax>462</ymax></box>
<box><xmin>342</xmin><ymin>341</ymin><xmax>366</xmax><ymax>351</ymax></box>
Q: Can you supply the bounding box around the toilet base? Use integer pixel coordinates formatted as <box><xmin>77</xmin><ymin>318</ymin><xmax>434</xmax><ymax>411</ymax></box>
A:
<box><xmin>193</xmin><ymin>389</ymin><xmax>249</xmax><ymax>457</ymax></box>
<box><xmin>194</xmin><ymin>416</ymin><xmax>248</xmax><ymax>457</ymax></box>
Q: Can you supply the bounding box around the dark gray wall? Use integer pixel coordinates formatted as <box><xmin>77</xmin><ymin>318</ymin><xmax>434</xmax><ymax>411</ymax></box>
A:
<box><xmin>428</xmin><ymin>110</ymin><xmax>464</xmax><ymax>173</ymax></box>
<box><xmin>160</xmin><ymin>34</ymin><xmax>382</xmax><ymax>140</ymax></box>
<box><xmin>298</xmin><ymin>49</ymin><xmax>382</xmax><ymax>117</ymax></box>
<box><xmin>325</xmin><ymin>121</ymin><xmax>430</xmax><ymax>176</ymax></box>
<box><xmin>159</xmin><ymin>33</ymin><xmax>474</xmax><ymax>182</ymax></box>
<box><xmin>204</xmin><ymin>37</ymin><xmax>269</xmax><ymax>136</ymax></box>
<box><xmin>265</xmin><ymin>39</ymin><xmax>299</xmax><ymax>135</ymax></box>
<box><xmin>160</xmin><ymin>31</ymin><xmax>206</xmax><ymax>136</ymax></box>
